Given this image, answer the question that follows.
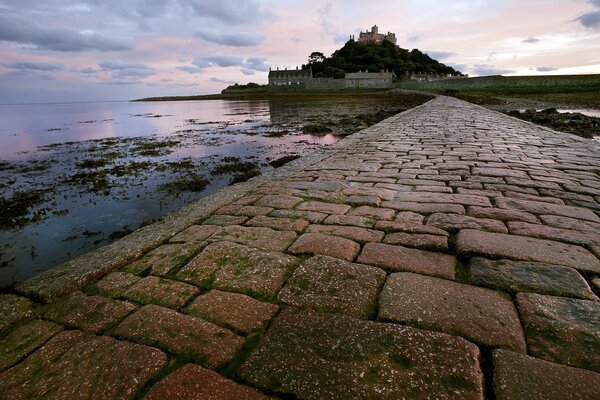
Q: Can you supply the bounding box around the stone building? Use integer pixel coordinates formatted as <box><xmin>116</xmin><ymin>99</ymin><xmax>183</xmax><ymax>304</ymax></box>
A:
<box><xmin>358</xmin><ymin>25</ymin><xmax>397</xmax><ymax>45</ymax></box>
<box><xmin>345</xmin><ymin>70</ymin><xmax>395</xmax><ymax>88</ymax></box>
<box><xmin>268</xmin><ymin>67</ymin><xmax>312</xmax><ymax>86</ymax></box>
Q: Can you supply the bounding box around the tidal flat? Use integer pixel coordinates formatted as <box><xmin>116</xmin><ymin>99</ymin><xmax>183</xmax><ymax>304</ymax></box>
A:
<box><xmin>0</xmin><ymin>92</ymin><xmax>432</xmax><ymax>287</ymax></box>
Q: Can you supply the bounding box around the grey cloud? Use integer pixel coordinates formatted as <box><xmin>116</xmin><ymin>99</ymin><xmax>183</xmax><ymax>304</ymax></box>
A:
<box><xmin>576</xmin><ymin>10</ymin><xmax>600</xmax><ymax>29</ymax></box>
<box><xmin>0</xmin><ymin>13</ymin><xmax>131</xmax><ymax>52</ymax></box>
<box><xmin>406</xmin><ymin>33</ymin><xmax>420</xmax><ymax>42</ymax></box>
<box><xmin>112</xmin><ymin>69</ymin><xmax>155</xmax><ymax>78</ymax></box>
<box><xmin>99</xmin><ymin>61</ymin><xmax>148</xmax><ymax>70</ymax></box>
<box><xmin>334</xmin><ymin>34</ymin><xmax>350</xmax><ymax>44</ymax></box>
<box><xmin>208</xmin><ymin>77</ymin><xmax>236</xmax><ymax>84</ymax></box>
<box><xmin>102</xmin><ymin>79</ymin><xmax>143</xmax><ymax>85</ymax></box>
<box><xmin>469</xmin><ymin>64</ymin><xmax>514</xmax><ymax>76</ymax></box>
<box><xmin>160</xmin><ymin>78</ymin><xmax>174</xmax><ymax>82</ymax></box>
<box><xmin>192</xmin><ymin>55</ymin><xmax>244</xmax><ymax>69</ymax></box>
<box><xmin>426</xmin><ymin>51</ymin><xmax>457</xmax><ymax>60</ymax></box>
<box><xmin>178</xmin><ymin>0</ymin><xmax>272</xmax><ymax>25</ymax></box>
<box><xmin>522</xmin><ymin>37</ymin><xmax>541</xmax><ymax>43</ymax></box>
<box><xmin>176</xmin><ymin>65</ymin><xmax>203</xmax><ymax>73</ymax></box>
<box><xmin>241</xmin><ymin>68</ymin><xmax>256</xmax><ymax>75</ymax></box>
<box><xmin>244</xmin><ymin>57</ymin><xmax>269</xmax><ymax>72</ymax></box>
<box><xmin>194</xmin><ymin>28</ymin><xmax>265</xmax><ymax>46</ymax></box>
<box><xmin>4</xmin><ymin>61</ymin><xmax>65</xmax><ymax>71</ymax></box>
<box><xmin>590</xmin><ymin>0</ymin><xmax>600</xmax><ymax>7</ymax></box>
<box><xmin>99</xmin><ymin>60</ymin><xmax>155</xmax><ymax>79</ymax></box>
<box><xmin>80</xmin><ymin>67</ymin><xmax>98</xmax><ymax>74</ymax></box>
<box><xmin>536</xmin><ymin>66</ymin><xmax>558</xmax><ymax>72</ymax></box>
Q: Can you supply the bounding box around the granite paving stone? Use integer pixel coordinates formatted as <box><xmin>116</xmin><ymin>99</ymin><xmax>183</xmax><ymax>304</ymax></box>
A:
<box><xmin>288</xmin><ymin>232</ymin><xmax>360</xmax><ymax>261</ymax></box>
<box><xmin>44</xmin><ymin>291</ymin><xmax>136</xmax><ymax>333</ymax></box>
<box><xmin>297</xmin><ymin>201</ymin><xmax>351</xmax><ymax>215</ymax></box>
<box><xmin>378</xmin><ymin>272</ymin><xmax>526</xmax><ymax>351</ymax></box>
<box><xmin>269</xmin><ymin>209</ymin><xmax>327</xmax><ymax>223</ymax></box>
<box><xmin>495</xmin><ymin>197</ymin><xmax>600</xmax><ymax>222</ymax></box>
<box><xmin>507</xmin><ymin>221</ymin><xmax>600</xmax><ymax>247</ymax></box>
<box><xmin>538</xmin><ymin>214</ymin><xmax>600</xmax><ymax>233</ymax></box>
<box><xmin>395</xmin><ymin>192</ymin><xmax>492</xmax><ymax>207</ymax></box>
<box><xmin>375</xmin><ymin>220</ymin><xmax>449</xmax><ymax>236</ymax></box>
<box><xmin>0</xmin><ymin>294</ymin><xmax>33</xmax><ymax>333</ymax></box>
<box><xmin>114</xmin><ymin>304</ymin><xmax>244</xmax><ymax>368</ymax></box>
<box><xmin>91</xmin><ymin>271</ymin><xmax>141</xmax><ymax>297</ymax></box>
<box><xmin>382</xmin><ymin>200</ymin><xmax>466</xmax><ymax>215</ymax></box>
<box><xmin>202</xmin><ymin>215</ymin><xmax>248</xmax><ymax>226</ymax></box>
<box><xmin>322</xmin><ymin>214</ymin><xmax>376</xmax><ymax>227</ymax></box>
<box><xmin>246</xmin><ymin>215</ymin><xmax>309</xmax><ymax>233</ymax></box>
<box><xmin>122</xmin><ymin>276</ymin><xmax>198</xmax><ymax>309</ymax></box>
<box><xmin>466</xmin><ymin>206</ymin><xmax>540</xmax><ymax>224</ymax></box>
<box><xmin>239</xmin><ymin>309</ymin><xmax>484</xmax><ymax>400</ymax></box>
<box><xmin>185</xmin><ymin>290</ymin><xmax>278</xmax><ymax>334</ymax></box>
<box><xmin>0</xmin><ymin>320</ymin><xmax>63</xmax><ymax>372</ymax></box>
<box><xmin>456</xmin><ymin>229</ymin><xmax>600</xmax><ymax>273</ymax></box>
<box><xmin>347</xmin><ymin>205</ymin><xmax>395</xmax><ymax>220</ymax></box>
<box><xmin>427</xmin><ymin>212</ymin><xmax>508</xmax><ymax>233</ymax></box>
<box><xmin>177</xmin><ymin>241</ymin><xmax>299</xmax><ymax>299</ymax></box>
<box><xmin>492</xmin><ymin>349</ymin><xmax>600</xmax><ymax>400</ymax></box>
<box><xmin>516</xmin><ymin>293</ymin><xmax>600</xmax><ymax>372</ymax></box>
<box><xmin>305</xmin><ymin>224</ymin><xmax>384</xmax><ymax>243</ymax></box>
<box><xmin>0</xmin><ymin>330</ymin><xmax>167</xmax><ymax>400</ymax></box>
<box><xmin>394</xmin><ymin>210</ymin><xmax>425</xmax><ymax>224</ymax></box>
<box><xmin>358</xmin><ymin>242</ymin><xmax>456</xmax><ymax>279</ymax></box>
<box><xmin>469</xmin><ymin>257</ymin><xmax>597</xmax><ymax>300</ymax></box>
<box><xmin>144</xmin><ymin>363</ymin><xmax>274</xmax><ymax>400</ymax></box>
<box><xmin>169</xmin><ymin>225</ymin><xmax>222</xmax><ymax>243</ymax></box>
<box><xmin>383</xmin><ymin>232</ymin><xmax>449</xmax><ymax>251</ymax></box>
<box><xmin>208</xmin><ymin>225</ymin><xmax>297</xmax><ymax>252</ymax></box>
<box><xmin>216</xmin><ymin>205</ymin><xmax>274</xmax><ymax>217</ymax></box>
<box><xmin>278</xmin><ymin>255</ymin><xmax>386</xmax><ymax>318</ymax></box>
<box><xmin>254</xmin><ymin>194</ymin><xmax>303</xmax><ymax>209</ymax></box>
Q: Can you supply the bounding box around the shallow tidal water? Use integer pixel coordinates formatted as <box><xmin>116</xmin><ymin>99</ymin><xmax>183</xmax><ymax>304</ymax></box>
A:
<box><xmin>0</xmin><ymin>99</ymin><xmax>353</xmax><ymax>287</ymax></box>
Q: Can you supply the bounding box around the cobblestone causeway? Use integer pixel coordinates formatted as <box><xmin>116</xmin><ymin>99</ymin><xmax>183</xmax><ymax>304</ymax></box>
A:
<box><xmin>2</xmin><ymin>96</ymin><xmax>600</xmax><ymax>399</ymax></box>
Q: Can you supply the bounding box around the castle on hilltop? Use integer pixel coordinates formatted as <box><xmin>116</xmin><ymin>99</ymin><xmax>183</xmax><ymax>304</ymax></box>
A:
<box><xmin>358</xmin><ymin>25</ymin><xmax>397</xmax><ymax>45</ymax></box>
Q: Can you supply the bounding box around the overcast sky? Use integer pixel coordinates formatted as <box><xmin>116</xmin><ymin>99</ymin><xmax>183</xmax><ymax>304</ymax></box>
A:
<box><xmin>1</xmin><ymin>0</ymin><xmax>599</xmax><ymax>103</ymax></box>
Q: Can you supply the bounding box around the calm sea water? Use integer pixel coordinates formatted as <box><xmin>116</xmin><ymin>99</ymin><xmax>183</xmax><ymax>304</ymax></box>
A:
<box><xmin>0</xmin><ymin>99</ymin><xmax>341</xmax><ymax>287</ymax></box>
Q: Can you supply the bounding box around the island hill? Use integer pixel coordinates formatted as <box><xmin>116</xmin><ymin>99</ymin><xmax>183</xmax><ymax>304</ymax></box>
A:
<box><xmin>135</xmin><ymin>25</ymin><xmax>463</xmax><ymax>101</ymax></box>
<box><xmin>228</xmin><ymin>26</ymin><xmax>463</xmax><ymax>93</ymax></box>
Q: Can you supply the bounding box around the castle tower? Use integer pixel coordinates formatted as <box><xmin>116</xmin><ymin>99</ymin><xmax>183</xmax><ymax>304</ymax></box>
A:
<box><xmin>372</xmin><ymin>25</ymin><xmax>379</xmax><ymax>35</ymax></box>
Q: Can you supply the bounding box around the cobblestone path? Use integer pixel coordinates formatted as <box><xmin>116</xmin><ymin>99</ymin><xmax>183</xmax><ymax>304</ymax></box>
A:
<box><xmin>1</xmin><ymin>97</ymin><xmax>599</xmax><ymax>399</ymax></box>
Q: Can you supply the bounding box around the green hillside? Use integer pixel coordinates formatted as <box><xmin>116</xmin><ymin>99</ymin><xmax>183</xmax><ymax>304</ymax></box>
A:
<box><xmin>302</xmin><ymin>39</ymin><xmax>461</xmax><ymax>78</ymax></box>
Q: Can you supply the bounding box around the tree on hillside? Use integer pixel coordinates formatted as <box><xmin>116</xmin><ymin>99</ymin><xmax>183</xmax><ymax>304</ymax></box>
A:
<box><xmin>302</xmin><ymin>39</ymin><xmax>461</xmax><ymax>78</ymax></box>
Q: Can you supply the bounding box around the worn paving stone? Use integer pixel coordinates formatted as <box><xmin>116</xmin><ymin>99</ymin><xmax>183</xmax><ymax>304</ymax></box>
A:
<box><xmin>202</xmin><ymin>215</ymin><xmax>248</xmax><ymax>226</ymax></box>
<box><xmin>115</xmin><ymin>304</ymin><xmax>244</xmax><ymax>368</ymax></box>
<box><xmin>469</xmin><ymin>257</ymin><xmax>597</xmax><ymax>300</ymax></box>
<box><xmin>170</xmin><ymin>225</ymin><xmax>221</xmax><ymax>243</ymax></box>
<box><xmin>239</xmin><ymin>308</ymin><xmax>484</xmax><ymax>400</ymax></box>
<box><xmin>0</xmin><ymin>294</ymin><xmax>33</xmax><ymax>333</ymax></box>
<box><xmin>539</xmin><ymin>214</ymin><xmax>600</xmax><ymax>233</ymax></box>
<box><xmin>493</xmin><ymin>349</ymin><xmax>600</xmax><ymax>400</ymax></box>
<box><xmin>0</xmin><ymin>320</ymin><xmax>63</xmax><ymax>372</ymax></box>
<box><xmin>144</xmin><ymin>363</ymin><xmax>274</xmax><ymax>400</ymax></box>
<box><xmin>297</xmin><ymin>201</ymin><xmax>351</xmax><ymax>215</ymax></box>
<box><xmin>346</xmin><ymin>195</ymin><xmax>381</xmax><ymax>207</ymax></box>
<box><xmin>278</xmin><ymin>255</ymin><xmax>386</xmax><ymax>319</ymax></box>
<box><xmin>91</xmin><ymin>271</ymin><xmax>141</xmax><ymax>297</ymax></box>
<box><xmin>208</xmin><ymin>225</ymin><xmax>297</xmax><ymax>252</ymax></box>
<box><xmin>427</xmin><ymin>212</ymin><xmax>508</xmax><ymax>233</ymax></box>
<box><xmin>394</xmin><ymin>211</ymin><xmax>425</xmax><ymax>224</ymax></box>
<box><xmin>456</xmin><ymin>229</ymin><xmax>600</xmax><ymax>273</ymax></box>
<box><xmin>383</xmin><ymin>200</ymin><xmax>466</xmax><ymax>215</ymax></box>
<box><xmin>383</xmin><ymin>232</ymin><xmax>449</xmax><ymax>251</ymax></box>
<box><xmin>306</xmin><ymin>224</ymin><xmax>384</xmax><ymax>243</ymax></box>
<box><xmin>284</xmin><ymin>181</ymin><xmax>344</xmax><ymax>192</ymax></box>
<box><xmin>472</xmin><ymin>167</ymin><xmax>528</xmax><ymax>178</ymax></box>
<box><xmin>123</xmin><ymin>242</ymin><xmax>205</xmax><ymax>276</ymax></box>
<box><xmin>216</xmin><ymin>205</ymin><xmax>274</xmax><ymax>217</ymax></box>
<box><xmin>347</xmin><ymin>205</ymin><xmax>395</xmax><ymax>220</ymax></box>
<box><xmin>288</xmin><ymin>232</ymin><xmax>360</xmax><ymax>261</ymax></box>
<box><xmin>255</xmin><ymin>194</ymin><xmax>303</xmax><ymax>209</ymax></box>
<box><xmin>467</xmin><ymin>206</ymin><xmax>540</xmax><ymax>224</ymax></box>
<box><xmin>122</xmin><ymin>276</ymin><xmax>198</xmax><ymax>309</ymax></box>
<box><xmin>358</xmin><ymin>242</ymin><xmax>456</xmax><ymax>279</ymax></box>
<box><xmin>323</xmin><ymin>214</ymin><xmax>376</xmax><ymax>228</ymax></box>
<box><xmin>516</xmin><ymin>293</ymin><xmax>600</xmax><ymax>372</ymax></box>
<box><xmin>375</xmin><ymin>220</ymin><xmax>449</xmax><ymax>236</ymax></box>
<box><xmin>44</xmin><ymin>291</ymin><xmax>136</xmax><ymax>333</ymax></box>
<box><xmin>496</xmin><ymin>197</ymin><xmax>600</xmax><ymax>222</ymax></box>
<box><xmin>507</xmin><ymin>221</ymin><xmax>600</xmax><ymax>247</ymax></box>
<box><xmin>0</xmin><ymin>330</ymin><xmax>167</xmax><ymax>400</ymax></box>
<box><xmin>269</xmin><ymin>209</ymin><xmax>327</xmax><ymax>223</ymax></box>
<box><xmin>177</xmin><ymin>241</ymin><xmax>298</xmax><ymax>299</ymax></box>
<box><xmin>378</xmin><ymin>272</ymin><xmax>525</xmax><ymax>351</ymax></box>
<box><xmin>395</xmin><ymin>192</ymin><xmax>492</xmax><ymax>207</ymax></box>
<box><xmin>185</xmin><ymin>290</ymin><xmax>278</xmax><ymax>335</ymax></box>
<box><xmin>246</xmin><ymin>215</ymin><xmax>309</xmax><ymax>233</ymax></box>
